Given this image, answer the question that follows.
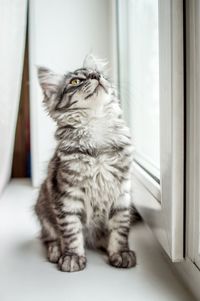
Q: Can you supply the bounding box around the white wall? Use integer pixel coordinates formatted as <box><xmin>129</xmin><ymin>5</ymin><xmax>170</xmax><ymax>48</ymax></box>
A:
<box><xmin>29</xmin><ymin>0</ymin><xmax>115</xmax><ymax>187</ymax></box>
<box><xmin>0</xmin><ymin>0</ymin><xmax>27</xmax><ymax>194</ymax></box>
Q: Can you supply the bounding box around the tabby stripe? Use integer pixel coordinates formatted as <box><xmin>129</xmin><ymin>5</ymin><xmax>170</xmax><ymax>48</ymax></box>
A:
<box><xmin>118</xmin><ymin>219</ymin><xmax>131</xmax><ymax>225</ymax></box>
<box><xmin>117</xmin><ymin>231</ymin><xmax>128</xmax><ymax>238</ymax></box>
<box><xmin>59</xmin><ymin>195</ymin><xmax>84</xmax><ymax>204</ymax></box>
<box><xmin>54</xmin><ymin>192</ymin><xmax>82</xmax><ymax>201</ymax></box>
<box><xmin>59</xmin><ymin>178</ymin><xmax>74</xmax><ymax>187</ymax></box>
<box><xmin>59</xmin><ymin>221</ymin><xmax>77</xmax><ymax>227</ymax></box>
<box><xmin>112</xmin><ymin>164</ymin><xmax>129</xmax><ymax>174</ymax></box>
<box><xmin>60</xmin><ymin>225</ymin><xmax>79</xmax><ymax>235</ymax></box>
<box><xmin>63</xmin><ymin>230</ymin><xmax>81</xmax><ymax>239</ymax></box>
<box><xmin>43</xmin><ymin>239</ymin><xmax>57</xmax><ymax>244</ymax></box>
<box><xmin>66</xmin><ymin>236</ymin><xmax>78</xmax><ymax>245</ymax></box>
<box><xmin>84</xmin><ymin>82</ymin><xmax>90</xmax><ymax>88</ymax></box>
<box><xmin>57</xmin><ymin>211</ymin><xmax>82</xmax><ymax>219</ymax></box>
<box><xmin>109</xmin><ymin>207</ymin><xmax>129</xmax><ymax>219</ymax></box>
<box><xmin>119</xmin><ymin>226</ymin><xmax>129</xmax><ymax>232</ymax></box>
<box><xmin>84</xmin><ymin>85</ymin><xmax>99</xmax><ymax>100</ymax></box>
<box><xmin>112</xmin><ymin>226</ymin><xmax>129</xmax><ymax>232</ymax></box>
<box><xmin>60</xmin><ymin>148</ymin><xmax>97</xmax><ymax>157</ymax></box>
<box><xmin>60</xmin><ymin>168</ymin><xmax>80</xmax><ymax>176</ymax></box>
<box><xmin>57</xmin><ymin>212</ymin><xmax>67</xmax><ymax>219</ymax></box>
<box><xmin>109</xmin><ymin>171</ymin><xmax>121</xmax><ymax>180</ymax></box>
<box><xmin>58</xmin><ymin>125</ymin><xmax>75</xmax><ymax>130</ymax></box>
<box><xmin>56</xmin><ymin>100</ymin><xmax>78</xmax><ymax>111</ymax></box>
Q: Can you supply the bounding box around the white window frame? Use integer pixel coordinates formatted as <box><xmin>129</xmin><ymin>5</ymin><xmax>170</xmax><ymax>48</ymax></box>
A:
<box><xmin>172</xmin><ymin>3</ymin><xmax>200</xmax><ymax>299</ymax></box>
<box><xmin>117</xmin><ymin>0</ymin><xmax>184</xmax><ymax>261</ymax></box>
<box><xmin>186</xmin><ymin>0</ymin><xmax>200</xmax><ymax>269</ymax></box>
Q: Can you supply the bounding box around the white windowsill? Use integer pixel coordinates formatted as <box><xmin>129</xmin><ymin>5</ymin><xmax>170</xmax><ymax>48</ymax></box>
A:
<box><xmin>0</xmin><ymin>179</ymin><xmax>195</xmax><ymax>301</ymax></box>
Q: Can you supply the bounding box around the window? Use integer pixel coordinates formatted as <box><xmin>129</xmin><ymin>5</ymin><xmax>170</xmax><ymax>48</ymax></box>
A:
<box><xmin>119</xmin><ymin>0</ymin><xmax>160</xmax><ymax>181</ymax></box>
<box><xmin>117</xmin><ymin>0</ymin><xmax>184</xmax><ymax>261</ymax></box>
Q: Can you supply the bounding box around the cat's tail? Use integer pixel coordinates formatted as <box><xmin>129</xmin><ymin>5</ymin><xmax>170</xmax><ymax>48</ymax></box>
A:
<box><xmin>130</xmin><ymin>203</ymin><xmax>142</xmax><ymax>225</ymax></box>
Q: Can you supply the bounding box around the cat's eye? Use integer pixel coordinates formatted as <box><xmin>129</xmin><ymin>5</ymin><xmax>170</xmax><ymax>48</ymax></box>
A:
<box><xmin>70</xmin><ymin>78</ymin><xmax>81</xmax><ymax>85</ymax></box>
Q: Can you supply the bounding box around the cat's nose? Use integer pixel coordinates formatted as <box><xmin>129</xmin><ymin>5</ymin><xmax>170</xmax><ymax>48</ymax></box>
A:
<box><xmin>90</xmin><ymin>73</ymin><xmax>100</xmax><ymax>81</ymax></box>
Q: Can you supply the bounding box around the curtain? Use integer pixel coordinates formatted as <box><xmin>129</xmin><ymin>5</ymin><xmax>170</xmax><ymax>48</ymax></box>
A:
<box><xmin>0</xmin><ymin>0</ymin><xmax>27</xmax><ymax>194</ymax></box>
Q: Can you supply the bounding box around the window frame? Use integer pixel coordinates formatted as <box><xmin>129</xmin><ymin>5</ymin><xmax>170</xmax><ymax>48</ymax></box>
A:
<box><xmin>117</xmin><ymin>0</ymin><xmax>184</xmax><ymax>261</ymax></box>
<box><xmin>186</xmin><ymin>0</ymin><xmax>200</xmax><ymax>269</ymax></box>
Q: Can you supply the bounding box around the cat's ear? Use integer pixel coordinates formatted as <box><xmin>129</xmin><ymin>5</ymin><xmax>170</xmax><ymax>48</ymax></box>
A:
<box><xmin>37</xmin><ymin>66</ymin><xmax>63</xmax><ymax>98</ymax></box>
<box><xmin>83</xmin><ymin>54</ymin><xmax>108</xmax><ymax>74</ymax></box>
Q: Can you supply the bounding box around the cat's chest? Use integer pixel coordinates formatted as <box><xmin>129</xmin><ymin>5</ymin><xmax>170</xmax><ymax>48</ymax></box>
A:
<box><xmin>81</xmin><ymin>153</ymin><xmax>122</xmax><ymax>223</ymax></box>
<box><xmin>61</xmin><ymin>150</ymin><xmax>128</xmax><ymax>225</ymax></box>
<box><xmin>83</xmin><ymin>153</ymin><xmax>122</xmax><ymax>190</ymax></box>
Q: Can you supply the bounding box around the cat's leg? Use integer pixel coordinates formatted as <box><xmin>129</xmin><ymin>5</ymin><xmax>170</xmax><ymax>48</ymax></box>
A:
<box><xmin>107</xmin><ymin>183</ymin><xmax>136</xmax><ymax>268</ymax></box>
<box><xmin>57</xmin><ymin>215</ymin><xmax>86</xmax><ymax>272</ymax></box>
<box><xmin>41</xmin><ymin>219</ymin><xmax>61</xmax><ymax>263</ymax></box>
<box><xmin>108</xmin><ymin>208</ymin><xmax>136</xmax><ymax>268</ymax></box>
<box><xmin>35</xmin><ymin>183</ymin><xmax>61</xmax><ymax>263</ymax></box>
<box><xmin>55</xmin><ymin>196</ymin><xmax>86</xmax><ymax>272</ymax></box>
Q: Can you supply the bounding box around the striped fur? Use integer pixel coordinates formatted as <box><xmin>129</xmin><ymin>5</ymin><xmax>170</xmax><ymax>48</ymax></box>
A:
<box><xmin>35</xmin><ymin>55</ymin><xmax>136</xmax><ymax>272</ymax></box>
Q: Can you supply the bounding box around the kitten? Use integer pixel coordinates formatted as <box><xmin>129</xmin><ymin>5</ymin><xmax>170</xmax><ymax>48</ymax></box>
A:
<box><xmin>35</xmin><ymin>55</ymin><xmax>136</xmax><ymax>272</ymax></box>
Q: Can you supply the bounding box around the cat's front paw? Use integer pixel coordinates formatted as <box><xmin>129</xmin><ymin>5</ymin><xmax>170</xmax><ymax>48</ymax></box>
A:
<box><xmin>109</xmin><ymin>250</ymin><xmax>136</xmax><ymax>268</ymax></box>
<box><xmin>47</xmin><ymin>241</ymin><xmax>61</xmax><ymax>263</ymax></box>
<box><xmin>58</xmin><ymin>253</ymin><xmax>87</xmax><ymax>272</ymax></box>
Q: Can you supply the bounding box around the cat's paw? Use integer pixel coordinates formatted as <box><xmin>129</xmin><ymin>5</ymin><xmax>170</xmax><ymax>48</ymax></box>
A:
<box><xmin>109</xmin><ymin>250</ymin><xmax>136</xmax><ymax>268</ymax></box>
<box><xmin>47</xmin><ymin>241</ymin><xmax>61</xmax><ymax>263</ymax></box>
<box><xmin>58</xmin><ymin>253</ymin><xmax>87</xmax><ymax>272</ymax></box>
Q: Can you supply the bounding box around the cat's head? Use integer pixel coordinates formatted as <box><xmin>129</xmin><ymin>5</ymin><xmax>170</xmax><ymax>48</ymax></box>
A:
<box><xmin>37</xmin><ymin>55</ymin><xmax>115</xmax><ymax>126</ymax></box>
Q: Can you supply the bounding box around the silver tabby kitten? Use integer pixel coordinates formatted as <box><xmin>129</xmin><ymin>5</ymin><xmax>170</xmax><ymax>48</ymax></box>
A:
<box><xmin>35</xmin><ymin>55</ymin><xmax>136</xmax><ymax>272</ymax></box>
